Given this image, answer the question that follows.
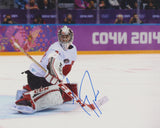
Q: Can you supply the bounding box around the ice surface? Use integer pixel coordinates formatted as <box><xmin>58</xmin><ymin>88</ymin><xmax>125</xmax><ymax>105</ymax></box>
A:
<box><xmin>0</xmin><ymin>54</ymin><xmax>160</xmax><ymax>128</ymax></box>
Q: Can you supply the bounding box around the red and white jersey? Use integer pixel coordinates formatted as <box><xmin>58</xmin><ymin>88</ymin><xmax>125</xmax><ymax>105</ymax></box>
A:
<box><xmin>29</xmin><ymin>41</ymin><xmax>77</xmax><ymax>78</ymax></box>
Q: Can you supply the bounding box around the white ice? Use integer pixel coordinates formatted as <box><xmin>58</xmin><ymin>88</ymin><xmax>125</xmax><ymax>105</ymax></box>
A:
<box><xmin>0</xmin><ymin>54</ymin><xmax>160</xmax><ymax>128</ymax></box>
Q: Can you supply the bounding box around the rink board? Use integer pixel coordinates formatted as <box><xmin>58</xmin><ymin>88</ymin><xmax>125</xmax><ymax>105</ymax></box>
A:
<box><xmin>1</xmin><ymin>50</ymin><xmax>160</xmax><ymax>56</ymax></box>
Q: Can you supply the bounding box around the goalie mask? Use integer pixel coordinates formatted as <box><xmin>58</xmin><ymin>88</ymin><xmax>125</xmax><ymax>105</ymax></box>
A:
<box><xmin>58</xmin><ymin>26</ymin><xmax>74</xmax><ymax>51</ymax></box>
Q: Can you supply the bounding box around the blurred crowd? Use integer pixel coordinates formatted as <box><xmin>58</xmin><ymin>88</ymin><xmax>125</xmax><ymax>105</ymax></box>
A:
<box><xmin>114</xmin><ymin>13</ymin><xmax>143</xmax><ymax>24</ymax></box>
<box><xmin>1</xmin><ymin>0</ymin><xmax>160</xmax><ymax>24</ymax></box>
<box><xmin>2</xmin><ymin>12</ymin><xmax>143</xmax><ymax>24</ymax></box>
<box><xmin>1</xmin><ymin>0</ymin><xmax>160</xmax><ymax>10</ymax></box>
<box><xmin>15</xmin><ymin>0</ymin><xmax>55</xmax><ymax>10</ymax></box>
<box><xmin>74</xmin><ymin>0</ymin><xmax>160</xmax><ymax>10</ymax></box>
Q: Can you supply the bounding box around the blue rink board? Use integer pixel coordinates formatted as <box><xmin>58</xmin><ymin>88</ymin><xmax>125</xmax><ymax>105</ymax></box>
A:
<box><xmin>0</xmin><ymin>95</ymin><xmax>79</xmax><ymax>119</ymax></box>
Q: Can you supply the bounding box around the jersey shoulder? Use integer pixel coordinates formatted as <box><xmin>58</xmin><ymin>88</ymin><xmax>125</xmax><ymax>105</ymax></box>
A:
<box><xmin>67</xmin><ymin>43</ymin><xmax>77</xmax><ymax>60</ymax></box>
<box><xmin>48</xmin><ymin>41</ymin><xmax>77</xmax><ymax>55</ymax></box>
<box><xmin>69</xmin><ymin>43</ymin><xmax>77</xmax><ymax>52</ymax></box>
<box><xmin>49</xmin><ymin>41</ymin><xmax>60</xmax><ymax>49</ymax></box>
<box><xmin>47</xmin><ymin>42</ymin><xmax>61</xmax><ymax>52</ymax></box>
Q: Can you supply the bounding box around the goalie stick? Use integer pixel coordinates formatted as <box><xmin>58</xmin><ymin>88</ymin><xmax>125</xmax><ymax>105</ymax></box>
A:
<box><xmin>13</xmin><ymin>42</ymin><xmax>107</xmax><ymax>113</ymax></box>
<box><xmin>14</xmin><ymin>42</ymin><xmax>46</xmax><ymax>72</ymax></box>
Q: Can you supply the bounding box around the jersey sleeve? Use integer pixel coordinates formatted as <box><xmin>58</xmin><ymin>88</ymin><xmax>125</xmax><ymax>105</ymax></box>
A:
<box><xmin>62</xmin><ymin>44</ymin><xmax>77</xmax><ymax>76</ymax></box>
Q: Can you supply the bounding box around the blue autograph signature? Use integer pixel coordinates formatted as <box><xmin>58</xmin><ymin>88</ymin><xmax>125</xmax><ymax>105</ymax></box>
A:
<box><xmin>66</xmin><ymin>70</ymin><xmax>102</xmax><ymax>117</ymax></box>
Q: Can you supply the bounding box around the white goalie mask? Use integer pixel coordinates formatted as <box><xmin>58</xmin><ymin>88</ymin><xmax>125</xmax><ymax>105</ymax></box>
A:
<box><xmin>58</xmin><ymin>26</ymin><xmax>74</xmax><ymax>51</ymax></box>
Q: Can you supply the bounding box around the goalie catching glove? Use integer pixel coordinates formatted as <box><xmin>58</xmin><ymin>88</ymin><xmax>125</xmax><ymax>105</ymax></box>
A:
<box><xmin>45</xmin><ymin>52</ymin><xmax>64</xmax><ymax>85</ymax></box>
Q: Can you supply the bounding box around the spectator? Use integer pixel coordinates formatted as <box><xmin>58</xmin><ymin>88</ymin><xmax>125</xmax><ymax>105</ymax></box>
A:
<box><xmin>133</xmin><ymin>1</ymin><xmax>138</xmax><ymax>9</ymax></box>
<box><xmin>86</xmin><ymin>0</ymin><xmax>96</xmax><ymax>9</ymax></box>
<box><xmin>128</xmin><ymin>0</ymin><xmax>138</xmax><ymax>9</ymax></box>
<box><xmin>108</xmin><ymin>0</ymin><xmax>120</xmax><ymax>9</ymax></box>
<box><xmin>153</xmin><ymin>0</ymin><xmax>160</xmax><ymax>9</ymax></box>
<box><xmin>25</xmin><ymin>0</ymin><xmax>39</xmax><ymax>9</ymax></box>
<box><xmin>145</xmin><ymin>1</ymin><xmax>156</xmax><ymax>9</ymax></box>
<box><xmin>63</xmin><ymin>13</ymin><xmax>75</xmax><ymax>24</ymax></box>
<box><xmin>119</xmin><ymin>0</ymin><xmax>138</xmax><ymax>9</ymax></box>
<box><xmin>33</xmin><ymin>15</ymin><xmax>45</xmax><ymax>24</ymax></box>
<box><xmin>59</xmin><ymin>0</ymin><xmax>74</xmax><ymax>3</ymax></box>
<box><xmin>99</xmin><ymin>0</ymin><xmax>106</xmax><ymax>9</ymax></box>
<box><xmin>15</xmin><ymin>0</ymin><xmax>28</xmax><ymax>9</ymax></box>
<box><xmin>129</xmin><ymin>13</ymin><xmax>143</xmax><ymax>24</ymax></box>
<box><xmin>74</xmin><ymin>0</ymin><xmax>89</xmax><ymax>9</ymax></box>
<box><xmin>50</xmin><ymin>0</ymin><xmax>56</xmax><ymax>8</ymax></box>
<box><xmin>38</xmin><ymin>0</ymin><xmax>53</xmax><ymax>9</ymax></box>
<box><xmin>2</xmin><ymin>14</ymin><xmax>16</xmax><ymax>24</ymax></box>
<box><xmin>114</xmin><ymin>14</ymin><xmax>125</xmax><ymax>24</ymax></box>
<box><xmin>33</xmin><ymin>17</ymin><xmax>39</xmax><ymax>24</ymax></box>
<box><xmin>140</xmin><ymin>0</ymin><xmax>148</xmax><ymax>9</ymax></box>
<box><xmin>2</xmin><ymin>18</ymin><xmax>8</xmax><ymax>24</ymax></box>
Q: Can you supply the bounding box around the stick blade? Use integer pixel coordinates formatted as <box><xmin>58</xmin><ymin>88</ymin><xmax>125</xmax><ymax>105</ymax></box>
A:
<box><xmin>95</xmin><ymin>96</ymin><xmax>108</xmax><ymax>108</ymax></box>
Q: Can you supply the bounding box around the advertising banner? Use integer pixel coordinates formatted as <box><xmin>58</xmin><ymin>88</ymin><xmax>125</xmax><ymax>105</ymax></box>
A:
<box><xmin>70</xmin><ymin>25</ymin><xmax>160</xmax><ymax>51</ymax></box>
<box><xmin>0</xmin><ymin>25</ymin><xmax>160</xmax><ymax>53</ymax></box>
<box><xmin>0</xmin><ymin>25</ymin><xmax>58</xmax><ymax>52</ymax></box>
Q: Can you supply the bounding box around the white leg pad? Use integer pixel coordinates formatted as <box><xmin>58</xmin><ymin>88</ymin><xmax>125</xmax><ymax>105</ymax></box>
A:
<box><xmin>23</xmin><ymin>84</ymin><xmax>63</xmax><ymax>112</ymax></box>
<box><xmin>35</xmin><ymin>89</ymin><xmax>63</xmax><ymax>111</ymax></box>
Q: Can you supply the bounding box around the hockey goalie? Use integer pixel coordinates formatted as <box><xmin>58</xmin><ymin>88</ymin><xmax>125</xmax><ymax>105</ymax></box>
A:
<box><xmin>12</xmin><ymin>26</ymin><xmax>78</xmax><ymax>113</ymax></box>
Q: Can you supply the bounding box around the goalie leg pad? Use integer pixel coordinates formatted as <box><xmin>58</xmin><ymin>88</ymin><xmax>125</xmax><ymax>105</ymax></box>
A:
<box><xmin>22</xmin><ymin>84</ymin><xmax>63</xmax><ymax>112</ymax></box>
<box><xmin>33</xmin><ymin>89</ymin><xmax>63</xmax><ymax>111</ymax></box>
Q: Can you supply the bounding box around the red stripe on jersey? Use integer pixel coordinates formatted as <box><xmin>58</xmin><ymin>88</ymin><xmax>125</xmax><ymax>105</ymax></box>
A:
<box><xmin>63</xmin><ymin>61</ymin><xmax>74</xmax><ymax>76</ymax></box>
